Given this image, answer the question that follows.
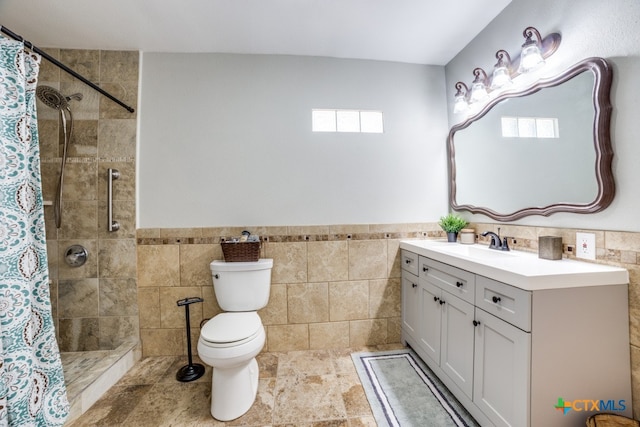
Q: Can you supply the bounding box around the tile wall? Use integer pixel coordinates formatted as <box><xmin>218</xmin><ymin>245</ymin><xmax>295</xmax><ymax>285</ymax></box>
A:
<box><xmin>136</xmin><ymin>222</ymin><xmax>640</xmax><ymax>418</ymax></box>
<box><xmin>135</xmin><ymin>224</ymin><xmax>444</xmax><ymax>357</ymax></box>
<box><xmin>38</xmin><ymin>48</ymin><xmax>139</xmax><ymax>351</ymax></box>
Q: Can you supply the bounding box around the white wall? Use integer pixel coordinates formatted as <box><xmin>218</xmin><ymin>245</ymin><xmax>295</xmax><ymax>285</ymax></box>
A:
<box><xmin>445</xmin><ymin>0</ymin><xmax>640</xmax><ymax>231</ymax></box>
<box><xmin>138</xmin><ymin>54</ymin><xmax>448</xmax><ymax>228</ymax></box>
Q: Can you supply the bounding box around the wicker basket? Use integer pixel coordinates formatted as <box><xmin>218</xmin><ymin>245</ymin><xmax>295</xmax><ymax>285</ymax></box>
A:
<box><xmin>221</xmin><ymin>241</ymin><xmax>260</xmax><ymax>262</ymax></box>
<box><xmin>586</xmin><ymin>414</ymin><xmax>640</xmax><ymax>427</ymax></box>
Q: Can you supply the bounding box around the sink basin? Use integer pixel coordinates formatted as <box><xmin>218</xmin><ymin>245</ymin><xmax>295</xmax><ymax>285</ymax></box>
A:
<box><xmin>436</xmin><ymin>244</ymin><xmax>517</xmax><ymax>261</ymax></box>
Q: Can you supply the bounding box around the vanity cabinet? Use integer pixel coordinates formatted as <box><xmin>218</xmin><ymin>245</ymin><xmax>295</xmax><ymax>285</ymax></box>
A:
<box><xmin>400</xmin><ymin>244</ymin><xmax>632</xmax><ymax>427</ymax></box>
<box><xmin>400</xmin><ymin>251</ymin><xmax>419</xmax><ymax>340</ymax></box>
<box><xmin>417</xmin><ymin>257</ymin><xmax>476</xmax><ymax>399</ymax></box>
<box><xmin>473</xmin><ymin>307</ymin><xmax>530</xmax><ymax>426</ymax></box>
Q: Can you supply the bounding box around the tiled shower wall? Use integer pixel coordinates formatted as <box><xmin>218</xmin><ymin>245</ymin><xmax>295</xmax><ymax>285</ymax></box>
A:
<box><xmin>137</xmin><ymin>222</ymin><xmax>640</xmax><ymax>417</ymax></box>
<box><xmin>38</xmin><ymin>48</ymin><xmax>139</xmax><ymax>351</ymax></box>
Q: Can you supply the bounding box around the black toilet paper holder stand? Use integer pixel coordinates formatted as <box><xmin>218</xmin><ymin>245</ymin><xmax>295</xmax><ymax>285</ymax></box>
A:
<box><xmin>176</xmin><ymin>297</ymin><xmax>205</xmax><ymax>382</ymax></box>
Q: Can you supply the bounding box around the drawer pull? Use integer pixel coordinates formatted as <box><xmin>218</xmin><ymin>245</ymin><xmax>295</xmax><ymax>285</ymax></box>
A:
<box><xmin>423</xmin><ymin>266</ymin><xmax>429</xmax><ymax>272</ymax></box>
<box><xmin>456</xmin><ymin>281</ymin><xmax>463</xmax><ymax>288</ymax></box>
<box><xmin>492</xmin><ymin>296</ymin><xmax>502</xmax><ymax>304</ymax></box>
<box><xmin>412</xmin><ymin>283</ymin><xmax>417</xmax><ymax>288</ymax></box>
<box><xmin>405</xmin><ymin>259</ymin><xmax>412</xmax><ymax>264</ymax></box>
<box><xmin>473</xmin><ymin>320</ymin><xmax>481</xmax><ymax>327</ymax></box>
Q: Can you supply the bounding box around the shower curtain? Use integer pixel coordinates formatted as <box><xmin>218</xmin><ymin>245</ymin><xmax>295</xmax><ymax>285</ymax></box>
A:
<box><xmin>0</xmin><ymin>38</ymin><xmax>69</xmax><ymax>426</ymax></box>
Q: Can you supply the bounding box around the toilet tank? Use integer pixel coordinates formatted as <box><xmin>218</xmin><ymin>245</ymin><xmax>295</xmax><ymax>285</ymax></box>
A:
<box><xmin>210</xmin><ymin>259</ymin><xmax>273</xmax><ymax>311</ymax></box>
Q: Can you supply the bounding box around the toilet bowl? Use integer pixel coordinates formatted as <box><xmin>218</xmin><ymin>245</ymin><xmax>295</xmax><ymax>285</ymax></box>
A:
<box><xmin>198</xmin><ymin>312</ymin><xmax>266</xmax><ymax>421</ymax></box>
<box><xmin>197</xmin><ymin>259</ymin><xmax>272</xmax><ymax>421</ymax></box>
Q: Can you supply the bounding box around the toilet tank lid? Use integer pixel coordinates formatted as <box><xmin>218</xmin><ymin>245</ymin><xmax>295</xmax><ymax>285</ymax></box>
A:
<box><xmin>210</xmin><ymin>258</ymin><xmax>273</xmax><ymax>272</ymax></box>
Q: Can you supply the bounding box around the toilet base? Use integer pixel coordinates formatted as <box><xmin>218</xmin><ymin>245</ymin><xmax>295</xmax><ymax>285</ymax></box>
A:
<box><xmin>211</xmin><ymin>357</ymin><xmax>259</xmax><ymax>421</ymax></box>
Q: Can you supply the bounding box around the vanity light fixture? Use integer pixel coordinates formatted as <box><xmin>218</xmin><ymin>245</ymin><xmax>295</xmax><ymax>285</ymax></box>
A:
<box><xmin>453</xmin><ymin>82</ymin><xmax>470</xmax><ymax>114</ymax></box>
<box><xmin>518</xmin><ymin>26</ymin><xmax>545</xmax><ymax>73</ymax></box>
<box><xmin>491</xmin><ymin>50</ymin><xmax>513</xmax><ymax>89</ymax></box>
<box><xmin>469</xmin><ymin>68</ymin><xmax>489</xmax><ymax>103</ymax></box>
<box><xmin>452</xmin><ymin>26</ymin><xmax>561</xmax><ymax>116</ymax></box>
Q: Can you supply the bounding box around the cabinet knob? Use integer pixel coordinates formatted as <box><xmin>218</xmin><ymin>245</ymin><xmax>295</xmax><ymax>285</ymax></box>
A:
<box><xmin>456</xmin><ymin>281</ymin><xmax>463</xmax><ymax>288</ymax></box>
<box><xmin>412</xmin><ymin>283</ymin><xmax>417</xmax><ymax>288</ymax></box>
<box><xmin>439</xmin><ymin>299</ymin><xmax>446</xmax><ymax>305</ymax></box>
<box><xmin>405</xmin><ymin>259</ymin><xmax>412</xmax><ymax>264</ymax></box>
<box><xmin>492</xmin><ymin>296</ymin><xmax>502</xmax><ymax>304</ymax></box>
<box><xmin>473</xmin><ymin>320</ymin><xmax>481</xmax><ymax>327</ymax></box>
<box><xmin>433</xmin><ymin>296</ymin><xmax>439</xmax><ymax>302</ymax></box>
<box><xmin>423</xmin><ymin>266</ymin><xmax>429</xmax><ymax>272</ymax></box>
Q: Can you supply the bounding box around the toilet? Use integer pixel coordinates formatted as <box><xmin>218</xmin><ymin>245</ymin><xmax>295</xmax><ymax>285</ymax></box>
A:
<box><xmin>197</xmin><ymin>258</ymin><xmax>273</xmax><ymax>421</ymax></box>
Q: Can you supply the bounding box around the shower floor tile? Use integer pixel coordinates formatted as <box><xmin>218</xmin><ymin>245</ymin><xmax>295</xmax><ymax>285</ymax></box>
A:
<box><xmin>65</xmin><ymin>344</ymin><xmax>404</xmax><ymax>426</ymax></box>
<box><xmin>61</xmin><ymin>339</ymin><xmax>139</xmax><ymax>422</ymax></box>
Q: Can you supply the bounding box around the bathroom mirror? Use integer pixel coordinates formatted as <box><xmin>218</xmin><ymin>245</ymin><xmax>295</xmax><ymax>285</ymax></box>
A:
<box><xmin>448</xmin><ymin>57</ymin><xmax>613</xmax><ymax>221</ymax></box>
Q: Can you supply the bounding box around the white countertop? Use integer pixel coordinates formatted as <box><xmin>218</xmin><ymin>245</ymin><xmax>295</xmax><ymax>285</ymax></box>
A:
<box><xmin>400</xmin><ymin>239</ymin><xmax>628</xmax><ymax>291</ymax></box>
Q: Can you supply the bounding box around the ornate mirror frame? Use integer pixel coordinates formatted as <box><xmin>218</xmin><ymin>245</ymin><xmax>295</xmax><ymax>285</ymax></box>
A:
<box><xmin>448</xmin><ymin>57</ymin><xmax>614</xmax><ymax>221</ymax></box>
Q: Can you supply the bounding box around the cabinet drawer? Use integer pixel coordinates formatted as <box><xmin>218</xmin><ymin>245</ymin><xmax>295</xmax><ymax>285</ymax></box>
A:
<box><xmin>476</xmin><ymin>276</ymin><xmax>531</xmax><ymax>331</ymax></box>
<box><xmin>401</xmin><ymin>250</ymin><xmax>419</xmax><ymax>276</ymax></box>
<box><xmin>420</xmin><ymin>257</ymin><xmax>475</xmax><ymax>304</ymax></box>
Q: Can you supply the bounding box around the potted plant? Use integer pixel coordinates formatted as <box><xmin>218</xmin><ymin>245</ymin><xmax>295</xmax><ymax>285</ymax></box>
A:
<box><xmin>438</xmin><ymin>213</ymin><xmax>468</xmax><ymax>242</ymax></box>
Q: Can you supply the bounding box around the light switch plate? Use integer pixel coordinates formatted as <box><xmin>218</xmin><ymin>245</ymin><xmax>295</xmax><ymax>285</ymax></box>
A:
<box><xmin>576</xmin><ymin>232</ymin><xmax>596</xmax><ymax>260</ymax></box>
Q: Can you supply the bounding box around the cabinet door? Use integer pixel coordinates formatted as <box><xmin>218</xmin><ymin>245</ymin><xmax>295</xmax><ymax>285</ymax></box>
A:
<box><xmin>473</xmin><ymin>309</ymin><xmax>531</xmax><ymax>427</ymax></box>
<box><xmin>401</xmin><ymin>272</ymin><xmax>420</xmax><ymax>340</ymax></box>
<box><xmin>440</xmin><ymin>291</ymin><xmax>475</xmax><ymax>399</ymax></box>
<box><xmin>419</xmin><ymin>279</ymin><xmax>442</xmax><ymax>365</ymax></box>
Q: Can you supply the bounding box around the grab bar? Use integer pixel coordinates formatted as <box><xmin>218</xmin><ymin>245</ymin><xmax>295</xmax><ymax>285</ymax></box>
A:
<box><xmin>108</xmin><ymin>168</ymin><xmax>120</xmax><ymax>232</ymax></box>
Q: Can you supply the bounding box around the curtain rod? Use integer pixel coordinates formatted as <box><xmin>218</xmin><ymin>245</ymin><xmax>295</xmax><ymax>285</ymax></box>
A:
<box><xmin>0</xmin><ymin>25</ymin><xmax>135</xmax><ymax>113</ymax></box>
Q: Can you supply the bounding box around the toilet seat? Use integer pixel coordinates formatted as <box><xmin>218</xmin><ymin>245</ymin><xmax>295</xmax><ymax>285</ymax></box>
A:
<box><xmin>200</xmin><ymin>312</ymin><xmax>262</xmax><ymax>348</ymax></box>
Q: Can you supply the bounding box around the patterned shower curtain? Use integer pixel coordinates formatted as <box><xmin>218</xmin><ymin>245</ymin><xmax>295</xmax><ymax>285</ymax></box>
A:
<box><xmin>0</xmin><ymin>38</ymin><xmax>69</xmax><ymax>426</ymax></box>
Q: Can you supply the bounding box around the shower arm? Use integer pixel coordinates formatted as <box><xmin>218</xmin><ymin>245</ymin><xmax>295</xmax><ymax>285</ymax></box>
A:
<box><xmin>0</xmin><ymin>25</ymin><xmax>135</xmax><ymax>113</ymax></box>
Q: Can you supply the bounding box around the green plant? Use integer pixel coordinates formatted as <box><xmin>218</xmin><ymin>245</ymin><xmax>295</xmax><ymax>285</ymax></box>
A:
<box><xmin>438</xmin><ymin>213</ymin><xmax>468</xmax><ymax>234</ymax></box>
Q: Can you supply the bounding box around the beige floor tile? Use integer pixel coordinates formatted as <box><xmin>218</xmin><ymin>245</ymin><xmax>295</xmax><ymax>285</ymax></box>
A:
<box><xmin>273</xmin><ymin>374</ymin><xmax>347</xmax><ymax>424</ymax></box>
<box><xmin>66</xmin><ymin>346</ymin><xmax>402</xmax><ymax>426</ymax></box>
<box><xmin>115</xmin><ymin>355</ymin><xmax>181</xmax><ymax>386</ymax></box>
<box><xmin>67</xmin><ymin>384</ymin><xmax>153</xmax><ymax>427</ymax></box>
<box><xmin>277</xmin><ymin>349</ymin><xmax>335</xmax><ymax>377</ymax></box>
<box><xmin>120</xmin><ymin>382</ymin><xmax>215</xmax><ymax>426</ymax></box>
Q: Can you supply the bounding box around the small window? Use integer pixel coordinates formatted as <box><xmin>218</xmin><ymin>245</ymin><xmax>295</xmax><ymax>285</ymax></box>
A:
<box><xmin>337</xmin><ymin>110</ymin><xmax>360</xmax><ymax>132</ymax></box>
<box><xmin>360</xmin><ymin>111</ymin><xmax>384</xmax><ymax>133</ymax></box>
<box><xmin>312</xmin><ymin>110</ymin><xmax>337</xmax><ymax>132</ymax></box>
<box><xmin>312</xmin><ymin>109</ymin><xmax>384</xmax><ymax>133</ymax></box>
<box><xmin>501</xmin><ymin>116</ymin><xmax>559</xmax><ymax>139</ymax></box>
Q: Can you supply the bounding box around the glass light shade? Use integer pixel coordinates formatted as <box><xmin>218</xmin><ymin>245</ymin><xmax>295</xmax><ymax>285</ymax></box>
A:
<box><xmin>491</xmin><ymin>65</ymin><xmax>512</xmax><ymax>89</ymax></box>
<box><xmin>518</xmin><ymin>44</ymin><xmax>545</xmax><ymax>73</ymax></box>
<box><xmin>453</xmin><ymin>94</ymin><xmax>468</xmax><ymax>114</ymax></box>
<box><xmin>469</xmin><ymin>82</ymin><xmax>488</xmax><ymax>103</ymax></box>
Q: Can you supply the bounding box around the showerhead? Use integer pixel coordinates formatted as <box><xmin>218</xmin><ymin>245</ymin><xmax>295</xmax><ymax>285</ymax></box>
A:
<box><xmin>36</xmin><ymin>85</ymin><xmax>83</xmax><ymax>110</ymax></box>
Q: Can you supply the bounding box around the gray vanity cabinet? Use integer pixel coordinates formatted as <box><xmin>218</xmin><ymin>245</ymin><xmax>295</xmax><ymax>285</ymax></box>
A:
<box><xmin>401</xmin><ymin>272</ymin><xmax>420</xmax><ymax>341</ymax></box>
<box><xmin>400</xmin><ymin>250</ymin><xmax>420</xmax><ymax>341</ymax></box>
<box><xmin>418</xmin><ymin>257</ymin><xmax>476</xmax><ymax>399</ymax></box>
<box><xmin>402</xmin><ymin>249</ymin><xmax>528</xmax><ymax>425</ymax></box>
<box><xmin>400</xmin><ymin>245</ymin><xmax>632</xmax><ymax>427</ymax></box>
<box><xmin>473</xmin><ymin>275</ymin><xmax>532</xmax><ymax>426</ymax></box>
<box><xmin>473</xmin><ymin>305</ymin><xmax>530</xmax><ymax>426</ymax></box>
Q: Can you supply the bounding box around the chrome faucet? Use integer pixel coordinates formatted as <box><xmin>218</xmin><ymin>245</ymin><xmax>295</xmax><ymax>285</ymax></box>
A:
<box><xmin>481</xmin><ymin>229</ymin><xmax>510</xmax><ymax>251</ymax></box>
